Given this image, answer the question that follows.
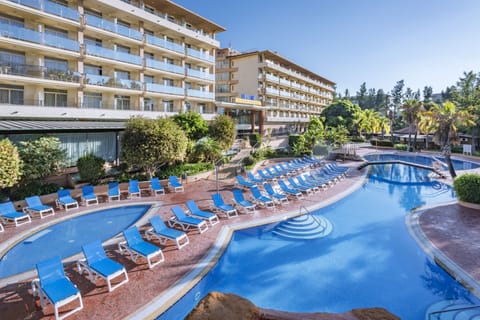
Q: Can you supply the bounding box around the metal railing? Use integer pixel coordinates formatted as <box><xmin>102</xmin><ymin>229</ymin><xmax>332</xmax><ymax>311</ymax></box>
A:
<box><xmin>428</xmin><ymin>304</ymin><xmax>480</xmax><ymax>320</ymax></box>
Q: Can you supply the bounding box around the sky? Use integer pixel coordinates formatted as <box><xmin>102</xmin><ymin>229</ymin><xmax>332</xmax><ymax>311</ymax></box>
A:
<box><xmin>174</xmin><ymin>0</ymin><xmax>480</xmax><ymax>96</ymax></box>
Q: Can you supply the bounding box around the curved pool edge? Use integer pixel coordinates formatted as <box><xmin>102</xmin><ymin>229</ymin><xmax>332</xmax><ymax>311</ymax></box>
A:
<box><xmin>126</xmin><ymin>168</ymin><xmax>370</xmax><ymax>319</ymax></box>
<box><xmin>0</xmin><ymin>201</ymin><xmax>160</xmax><ymax>287</ymax></box>
<box><xmin>407</xmin><ymin>203</ymin><xmax>480</xmax><ymax>299</ymax></box>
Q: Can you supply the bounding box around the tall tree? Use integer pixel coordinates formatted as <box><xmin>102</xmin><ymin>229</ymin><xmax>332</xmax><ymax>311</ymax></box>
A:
<box><xmin>172</xmin><ymin>111</ymin><xmax>208</xmax><ymax>141</ymax></box>
<box><xmin>390</xmin><ymin>80</ymin><xmax>405</xmax><ymax>134</ymax></box>
<box><xmin>209</xmin><ymin>115</ymin><xmax>236</xmax><ymax>151</ymax></box>
<box><xmin>357</xmin><ymin>82</ymin><xmax>368</xmax><ymax>109</ymax></box>
<box><xmin>423</xmin><ymin>86</ymin><xmax>433</xmax><ymax>102</ymax></box>
<box><xmin>0</xmin><ymin>138</ymin><xmax>22</xmax><ymax>190</ymax></box>
<box><xmin>400</xmin><ymin>99</ymin><xmax>422</xmax><ymax>151</ymax></box>
<box><xmin>320</xmin><ymin>99</ymin><xmax>360</xmax><ymax>134</ymax></box>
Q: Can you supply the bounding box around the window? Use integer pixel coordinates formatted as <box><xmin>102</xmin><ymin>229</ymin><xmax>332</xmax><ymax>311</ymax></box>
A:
<box><xmin>216</xmin><ymin>84</ymin><xmax>229</xmax><ymax>93</ymax></box>
<box><xmin>84</xmin><ymin>8</ymin><xmax>101</xmax><ymax>18</ymax></box>
<box><xmin>0</xmin><ymin>84</ymin><xmax>23</xmax><ymax>104</ymax></box>
<box><xmin>115</xmin><ymin>95</ymin><xmax>130</xmax><ymax>110</ymax></box>
<box><xmin>163</xmin><ymin>78</ymin><xmax>174</xmax><ymax>86</ymax></box>
<box><xmin>116</xmin><ymin>44</ymin><xmax>130</xmax><ymax>54</ymax></box>
<box><xmin>144</xmin><ymin>28</ymin><xmax>154</xmax><ymax>36</ymax></box>
<box><xmin>44</xmin><ymin>88</ymin><xmax>67</xmax><ymax>107</ymax></box>
<box><xmin>117</xmin><ymin>19</ymin><xmax>130</xmax><ymax>28</ymax></box>
<box><xmin>45</xmin><ymin>26</ymin><xmax>68</xmax><ymax>38</ymax></box>
<box><xmin>144</xmin><ymin>52</ymin><xmax>154</xmax><ymax>59</ymax></box>
<box><xmin>0</xmin><ymin>14</ymin><xmax>24</xmax><ymax>27</ymax></box>
<box><xmin>83</xmin><ymin>92</ymin><xmax>102</xmax><ymax>108</ymax></box>
<box><xmin>0</xmin><ymin>49</ymin><xmax>25</xmax><ymax>66</ymax></box>
<box><xmin>184</xmin><ymin>82</ymin><xmax>191</xmax><ymax>89</ymax></box>
<box><xmin>163</xmin><ymin>100</ymin><xmax>174</xmax><ymax>112</ymax></box>
<box><xmin>144</xmin><ymin>75</ymin><xmax>154</xmax><ymax>83</ymax></box>
<box><xmin>84</xmin><ymin>64</ymin><xmax>102</xmax><ymax>75</ymax></box>
<box><xmin>144</xmin><ymin>98</ymin><xmax>153</xmax><ymax>111</ymax></box>
<box><xmin>45</xmin><ymin>57</ymin><xmax>68</xmax><ymax>74</ymax></box>
<box><xmin>144</xmin><ymin>5</ymin><xmax>155</xmax><ymax>14</ymax></box>
<box><xmin>114</xmin><ymin>70</ymin><xmax>130</xmax><ymax>80</ymax></box>
<box><xmin>184</xmin><ymin>101</ymin><xmax>191</xmax><ymax>112</ymax></box>
<box><xmin>84</xmin><ymin>37</ymin><xmax>102</xmax><ymax>47</ymax></box>
<box><xmin>198</xmin><ymin>103</ymin><xmax>206</xmax><ymax>113</ymax></box>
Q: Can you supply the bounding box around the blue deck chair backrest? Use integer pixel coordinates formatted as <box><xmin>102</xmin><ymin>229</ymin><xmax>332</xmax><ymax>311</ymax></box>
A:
<box><xmin>82</xmin><ymin>185</ymin><xmax>95</xmax><ymax>196</ymax></box>
<box><xmin>36</xmin><ymin>256</ymin><xmax>65</xmax><ymax>287</ymax></box>
<box><xmin>247</xmin><ymin>172</ymin><xmax>256</xmax><ymax>181</ymax></box>
<box><xmin>123</xmin><ymin>227</ymin><xmax>143</xmax><ymax>247</ymax></box>
<box><xmin>212</xmin><ymin>193</ymin><xmax>225</xmax><ymax>207</ymax></box>
<box><xmin>251</xmin><ymin>186</ymin><xmax>262</xmax><ymax>198</ymax></box>
<box><xmin>237</xmin><ymin>175</ymin><xmax>246</xmax><ymax>183</ymax></box>
<box><xmin>58</xmin><ymin>189</ymin><xmax>71</xmax><ymax>199</ymax></box>
<box><xmin>0</xmin><ymin>201</ymin><xmax>16</xmax><ymax>214</ymax></box>
<box><xmin>185</xmin><ymin>200</ymin><xmax>200</xmax><ymax>214</ymax></box>
<box><xmin>82</xmin><ymin>240</ymin><xmax>107</xmax><ymax>265</ymax></box>
<box><xmin>288</xmin><ymin>177</ymin><xmax>298</xmax><ymax>186</ymax></box>
<box><xmin>233</xmin><ymin>189</ymin><xmax>245</xmax><ymax>202</ymax></box>
<box><xmin>149</xmin><ymin>216</ymin><xmax>168</xmax><ymax>233</ymax></box>
<box><xmin>264</xmin><ymin>183</ymin><xmax>275</xmax><ymax>195</ymax></box>
<box><xmin>169</xmin><ymin>176</ymin><xmax>180</xmax><ymax>185</ymax></box>
<box><xmin>278</xmin><ymin>180</ymin><xmax>288</xmax><ymax>189</ymax></box>
<box><xmin>171</xmin><ymin>206</ymin><xmax>187</xmax><ymax>219</ymax></box>
<box><xmin>151</xmin><ymin>178</ymin><xmax>162</xmax><ymax>189</ymax></box>
<box><xmin>108</xmin><ymin>182</ymin><xmax>119</xmax><ymax>194</ymax></box>
<box><xmin>129</xmin><ymin>180</ymin><xmax>139</xmax><ymax>192</ymax></box>
<box><xmin>25</xmin><ymin>196</ymin><xmax>42</xmax><ymax>208</ymax></box>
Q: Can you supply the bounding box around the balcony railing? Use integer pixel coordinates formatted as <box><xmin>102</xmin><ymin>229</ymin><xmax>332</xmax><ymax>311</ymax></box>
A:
<box><xmin>85</xmin><ymin>45</ymin><xmax>142</xmax><ymax>65</ymax></box>
<box><xmin>145</xmin><ymin>58</ymin><xmax>184</xmax><ymax>74</ymax></box>
<box><xmin>266</xmin><ymin>74</ymin><xmax>279</xmax><ymax>82</ymax></box>
<box><xmin>187</xmin><ymin>89</ymin><xmax>214</xmax><ymax>99</ymax></box>
<box><xmin>9</xmin><ymin>0</ymin><xmax>80</xmax><ymax>21</ymax></box>
<box><xmin>145</xmin><ymin>34</ymin><xmax>184</xmax><ymax>54</ymax></box>
<box><xmin>187</xmin><ymin>48</ymin><xmax>214</xmax><ymax>62</ymax></box>
<box><xmin>85</xmin><ymin>14</ymin><xmax>142</xmax><ymax>41</ymax></box>
<box><xmin>186</xmin><ymin>68</ymin><xmax>214</xmax><ymax>81</ymax></box>
<box><xmin>85</xmin><ymin>74</ymin><xmax>142</xmax><ymax>90</ymax></box>
<box><xmin>146</xmin><ymin>83</ymin><xmax>184</xmax><ymax>95</ymax></box>
<box><xmin>0</xmin><ymin>63</ymin><xmax>80</xmax><ymax>82</ymax></box>
<box><xmin>265</xmin><ymin>87</ymin><xmax>279</xmax><ymax>95</ymax></box>
<box><xmin>0</xmin><ymin>22</ymin><xmax>80</xmax><ymax>51</ymax></box>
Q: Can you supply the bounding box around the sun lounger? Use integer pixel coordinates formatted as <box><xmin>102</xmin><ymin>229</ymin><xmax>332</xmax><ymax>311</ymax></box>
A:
<box><xmin>296</xmin><ymin>176</ymin><xmax>320</xmax><ymax>193</ymax></box>
<box><xmin>265</xmin><ymin>167</ymin><xmax>283</xmax><ymax>178</ymax></box>
<box><xmin>168</xmin><ymin>206</ymin><xmax>208</xmax><ymax>233</ymax></box>
<box><xmin>287</xmin><ymin>177</ymin><xmax>313</xmax><ymax>195</ymax></box>
<box><xmin>210</xmin><ymin>193</ymin><xmax>238</xmax><ymax>219</ymax></box>
<box><xmin>81</xmin><ymin>185</ymin><xmax>98</xmax><ymax>206</ymax></box>
<box><xmin>247</xmin><ymin>171</ymin><xmax>264</xmax><ymax>184</ymax></box>
<box><xmin>168</xmin><ymin>176</ymin><xmax>184</xmax><ymax>193</ymax></box>
<box><xmin>145</xmin><ymin>216</ymin><xmax>189</xmax><ymax>250</ymax></box>
<box><xmin>128</xmin><ymin>179</ymin><xmax>141</xmax><ymax>198</ymax></box>
<box><xmin>0</xmin><ymin>201</ymin><xmax>32</xmax><ymax>226</ymax></box>
<box><xmin>24</xmin><ymin>196</ymin><xmax>55</xmax><ymax>219</ymax></box>
<box><xmin>232</xmin><ymin>189</ymin><xmax>256</xmax><ymax>213</ymax></box>
<box><xmin>235</xmin><ymin>175</ymin><xmax>256</xmax><ymax>189</ymax></box>
<box><xmin>303</xmin><ymin>174</ymin><xmax>329</xmax><ymax>190</ymax></box>
<box><xmin>118</xmin><ymin>226</ymin><xmax>164</xmax><ymax>269</ymax></box>
<box><xmin>108</xmin><ymin>181</ymin><xmax>121</xmax><ymax>201</ymax></box>
<box><xmin>56</xmin><ymin>190</ymin><xmax>79</xmax><ymax>211</ymax></box>
<box><xmin>150</xmin><ymin>177</ymin><xmax>165</xmax><ymax>196</ymax></box>
<box><xmin>32</xmin><ymin>256</ymin><xmax>83</xmax><ymax>320</ymax></box>
<box><xmin>77</xmin><ymin>240</ymin><xmax>128</xmax><ymax>292</ymax></box>
<box><xmin>250</xmin><ymin>186</ymin><xmax>275</xmax><ymax>208</ymax></box>
<box><xmin>264</xmin><ymin>183</ymin><xmax>289</xmax><ymax>205</ymax></box>
<box><xmin>257</xmin><ymin>169</ymin><xmax>277</xmax><ymax>182</ymax></box>
<box><xmin>185</xmin><ymin>200</ymin><xmax>219</xmax><ymax>226</ymax></box>
<box><xmin>278</xmin><ymin>180</ymin><xmax>304</xmax><ymax>200</ymax></box>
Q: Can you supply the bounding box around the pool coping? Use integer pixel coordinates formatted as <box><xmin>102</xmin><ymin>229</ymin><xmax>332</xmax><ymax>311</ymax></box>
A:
<box><xmin>127</xmin><ymin>169</ymin><xmax>369</xmax><ymax>319</ymax></box>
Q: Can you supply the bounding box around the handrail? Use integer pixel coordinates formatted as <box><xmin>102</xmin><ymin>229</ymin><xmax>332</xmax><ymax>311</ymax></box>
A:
<box><xmin>298</xmin><ymin>205</ymin><xmax>324</xmax><ymax>228</ymax></box>
<box><xmin>428</xmin><ymin>304</ymin><xmax>480</xmax><ymax>319</ymax></box>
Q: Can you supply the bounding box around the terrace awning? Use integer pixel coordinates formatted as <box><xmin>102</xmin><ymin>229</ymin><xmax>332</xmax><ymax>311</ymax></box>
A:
<box><xmin>0</xmin><ymin>120</ymin><xmax>126</xmax><ymax>134</ymax></box>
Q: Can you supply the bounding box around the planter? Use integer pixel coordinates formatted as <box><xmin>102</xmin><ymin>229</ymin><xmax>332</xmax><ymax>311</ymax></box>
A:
<box><xmin>458</xmin><ymin>201</ymin><xmax>480</xmax><ymax>210</ymax></box>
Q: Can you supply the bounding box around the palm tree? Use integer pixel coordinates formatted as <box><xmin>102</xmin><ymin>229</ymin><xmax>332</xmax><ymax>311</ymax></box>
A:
<box><xmin>353</xmin><ymin>109</ymin><xmax>381</xmax><ymax>138</ymax></box>
<box><xmin>400</xmin><ymin>99</ymin><xmax>422</xmax><ymax>151</ymax></box>
<box><xmin>425</xmin><ymin>101</ymin><xmax>476</xmax><ymax>178</ymax></box>
<box><xmin>417</xmin><ymin>110</ymin><xmax>436</xmax><ymax>150</ymax></box>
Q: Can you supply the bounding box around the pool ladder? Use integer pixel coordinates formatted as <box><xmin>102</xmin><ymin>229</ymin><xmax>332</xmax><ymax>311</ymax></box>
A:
<box><xmin>272</xmin><ymin>206</ymin><xmax>333</xmax><ymax>240</ymax></box>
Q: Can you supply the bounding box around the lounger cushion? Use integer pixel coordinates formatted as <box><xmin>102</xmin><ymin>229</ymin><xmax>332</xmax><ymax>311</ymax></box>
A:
<box><xmin>42</xmin><ymin>278</ymin><xmax>79</xmax><ymax>304</ymax></box>
<box><xmin>90</xmin><ymin>259</ymin><xmax>124</xmax><ymax>278</ymax></box>
<box><xmin>130</xmin><ymin>242</ymin><xmax>160</xmax><ymax>257</ymax></box>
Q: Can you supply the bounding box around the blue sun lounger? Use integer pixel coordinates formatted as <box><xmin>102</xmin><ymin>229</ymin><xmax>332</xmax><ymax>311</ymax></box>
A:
<box><xmin>150</xmin><ymin>177</ymin><xmax>165</xmax><ymax>196</ymax></box>
<box><xmin>185</xmin><ymin>200</ymin><xmax>219</xmax><ymax>227</ymax></box>
<box><xmin>24</xmin><ymin>196</ymin><xmax>55</xmax><ymax>219</ymax></box>
<box><xmin>56</xmin><ymin>190</ymin><xmax>79</xmax><ymax>211</ymax></box>
<box><xmin>0</xmin><ymin>201</ymin><xmax>32</xmax><ymax>227</ymax></box>
<box><xmin>77</xmin><ymin>240</ymin><xmax>128</xmax><ymax>292</ymax></box>
<box><xmin>211</xmin><ymin>193</ymin><xmax>238</xmax><ymax>219</ymax></box>
<box><xmin>235</xmin><ymin>175</ymin><xmax>256</xmax><ymax>189</ymax></box>
<box><xmin>118</xmin><ymin>226</ymin><xmax>164</xmax><ymax>269</ymax></box>
<box><xmin>145</xmin><ymin>216</ymin><xmax>189</xmax><ymax>250</ymax></box>
<box><xmin>32</xmin><ymin>256</ymin><xmax>83</xmax><ymax>320</ymax></box>
<box><xmin>296</xmin><ymin>175</ymin><xmax>320</xmax><ymax>193</ymax></box>
<box><xmin>247</xmin><ymin>171</ymin><xmax>264</xmax><ymax>184</ymax></box>
<box><xmin>278</xmin><ymin>180</ymin><xmax>304</xmax><ymax>200</ymax></box>
<box><xmin>81</xmin><ymin>185</ymin><xmax>98</xmax><ymax>206</ymax></box>
<box><xmin>128</xmin><ymin>179</ymin><xmax>141</xmax><ymax>198</ymax></box>
<box><xmin>257</xmin><ymin>169</ymin><xmax>277</xmax><ymax>182</ymax></box>
<box><xmin>232</xmin><ymin>189</ymin><xmax>256</xmax><ymax>214</ymax></box>
<box><xmin>250</xmin><ymin>186</ymin><xmax>275</xmax><ymax>208</ymax></box>
<box><xmin>169</xmin><ymin>206</ymin><xmax>208</xmax><ymax>234</ymax></box>
<box><xmin>168</xmin><ymin>176</ymin><xmax>184</xmax><ymax>193</ymax></box>
<box><xmin>287</xmin><ymin>177</ymin><xmax>313</xmax><ymax>195</ymax></box>
<box><xmin>264</xmin><ymin>183</ymin><xmax>289</xmax><ymax>205</ymax></box>
<box><xmin>108</xmin><ymin>181</ymin><xmax>121</xmax><ymax>201</ymax></box>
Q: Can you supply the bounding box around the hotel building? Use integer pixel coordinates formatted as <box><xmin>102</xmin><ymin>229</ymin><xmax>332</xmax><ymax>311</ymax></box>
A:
<box><xmin>0</xmin><ymin>0</ymin><xmax>225</xmax><ymax>164</ymax></box>
<box><xmin>215</xmin><ymin>48</ymin><xmax>335</xmax><ymax>137</ymax></box>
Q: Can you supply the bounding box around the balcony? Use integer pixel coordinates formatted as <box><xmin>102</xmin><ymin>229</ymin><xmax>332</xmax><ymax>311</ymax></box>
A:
<box><xmin>266</xmin><ymin>74</ymin><xmax>279</xmax><ymax>83</ymax></box>
<box><xmin>85</xmin><ymin>14</ymin><xmax>142</xmax><ymax>41</ymax></box>
<box><xmin>0</xmin><ymin>22</ymin><xmax>80</xmax><ymax>51</ymax></box>
<box><xmin>146</xmin><ymin>83</ymin><xmax>184</xmax><ymax>95</ymax></box>
<box><xmin>85</xmin><ymin>74</ymin><xmax>142</xmax><ymax>90</ymax></box>
<box><xmin>145</xmin><ymin>58</ymin><xmax>184</xmax><ymax>75</ymax></box>
<box><xmin>9</xmin><ymin>0</ymin><xmax>80</xmax><ymax>21</ymax></box>
<box><xmin>85</xmin><ymin>45</ymin><xmax>142</xmax><ymax>65</ymax></box>
<box><xmin>265</xmin><ymin>115</ymin><xmax>310</xmax><ymax>123</ymax></box>
<box><xmin>187</xmin><ymin>48</ymin><xmax>214</xmax><ymax>63</ymax></box>
<box><xmin>145</xmin><ymin>34</ymin><xmax>184</xmax><ymax>54</ymax></box>
<box><xmin>0</xmin><ymin>63</ymin><xmax>80</xmax><ymax>82</ymax></box>
<box><xmin>186</xmin><ymin>68</ymin><xmax>214</xmax><ymax>81</ymax></box>
<box><xmin>279</xmin><ymin>79</ymin><xmax>290</xmax><ymax>86</ymax></box>
<box><xmin>265</xmin><ymin>87</ymin><xmax>279</xmax><ymax>95</ymax></box>
<box><xmin>187</xmin><ymin>89</ymin><xmax>214</xmax><ymax>100</ymax></box>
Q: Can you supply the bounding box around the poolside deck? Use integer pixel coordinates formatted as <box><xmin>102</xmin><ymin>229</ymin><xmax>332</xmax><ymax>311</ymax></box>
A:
<box><xmin>0</xmin><ymin>149</ymin><xmax>479</xmax><ymax>319</ymax></box>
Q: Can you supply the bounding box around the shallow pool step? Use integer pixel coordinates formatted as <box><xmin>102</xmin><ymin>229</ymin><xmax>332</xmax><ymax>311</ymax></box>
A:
<box><xmin>272</xmin><ymin>215</ymin><xmax>332</xmax><ymax>240</ymax></box>
<box><xmin>425</xmin><ymin>300</ymin><xmax>480</xmax><ymax>320</ymax></box>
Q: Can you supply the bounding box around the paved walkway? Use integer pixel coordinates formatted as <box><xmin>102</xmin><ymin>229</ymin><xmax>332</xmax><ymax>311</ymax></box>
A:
<box><xmin>0</xmin><ymin>149</ymin><xmax>479</xmax><ymax>319</ymax></box>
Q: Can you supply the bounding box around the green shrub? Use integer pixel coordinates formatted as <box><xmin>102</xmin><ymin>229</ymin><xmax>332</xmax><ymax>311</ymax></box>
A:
<box><xmin>77</xmin><ymin>153</ymin><xmax>105</xmax><ymax>184</ymax></box>
<box><xmin>370</xmin><ymin>139</ymin><xmax>394</xmax><ymax>147</ymax></box>
<box><xmin>451</xmin><ymin>145</ymin><xmax>463</xmax><ymax>154</ymax></box>
<box><xmin>350</xmin><ymin>136</ymin><xmax>366</xmax><ymax>143</ymax></box>
<box><xmin>249</xmin><ymin>133</ymin><xmax>262</xmax><ymax>148</ymax></box>
<box><xmin>453</xmin><ymin>174</ymin><xmax>480</xmax><ymax>204</ymax></box>
<box><xmin>242</xmin><ymin>155</ymin><xmax>256</xmax><ymax>167</ymax></box>
<box><xmin>288</xmin><ymin>134</ymin><xmax>301</xmax><ymax>149</ymax></box>
<box><xmin>394</xmin><ymin>144</ymin><xmax>408</xmax><ymax>150</ymax></box>
<box><xmin>10</xmin><ymin>181</ymin><xmax>59</xmax><ymax>201</ymax></box>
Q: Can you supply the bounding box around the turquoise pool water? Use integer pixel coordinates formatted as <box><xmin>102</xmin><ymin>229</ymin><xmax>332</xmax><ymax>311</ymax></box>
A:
<box><xmin>364</xmin><ymin>153</ymin><xmax>480</xmax><ymax>170</ymax></box>
<box><xmin>0</xmin><ymin>205</ymin><xmax>150</xmax><ymax>278</ymax></box>
<box><xmin>159</xmin><ymin>160</ymin><xmax>480</xmax><ymax>319</ymax></box>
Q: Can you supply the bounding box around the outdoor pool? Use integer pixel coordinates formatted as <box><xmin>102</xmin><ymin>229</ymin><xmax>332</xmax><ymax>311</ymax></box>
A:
<box><xmin>364</xmin><ymin>153</ymin><xmax>480</xmax><ymax>170</ymax></box>
<box><xmin>0</xmin><ymin>204</ymin><xmax>150</xmax><ymax>279</ymax></box>
<box><xmin>159</xmin><ymin>159</ymin><xmax>480</xmax><ymax>319</ymax></box>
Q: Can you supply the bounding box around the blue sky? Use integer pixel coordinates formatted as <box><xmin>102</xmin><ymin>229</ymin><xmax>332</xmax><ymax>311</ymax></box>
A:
<box><xmin>175</xmin><ymin>0</ymin><xmax>480</xmax><ymax>96</ymax></box>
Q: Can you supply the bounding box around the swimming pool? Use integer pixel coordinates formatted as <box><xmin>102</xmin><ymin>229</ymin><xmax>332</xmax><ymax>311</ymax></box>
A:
<box><xmin>159</xmin><ymin>161</ymin><xmax>480</xmax><ymax>319</ymax></box>
<box><xmin>0</xmin><ymin>205</ymin><xmax>150</xmax><ymax>278</ymax></box>
<box><xmin>364</xmin><ymin>152</ymin><xmax>480</xmax><ymax>170</ymax></box>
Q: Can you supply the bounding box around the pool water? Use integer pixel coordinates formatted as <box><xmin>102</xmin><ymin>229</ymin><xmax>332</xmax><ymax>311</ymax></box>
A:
<box><xmin>159</xmin><ymin>163</ymin><xmax>480</xmax><ymax>319</ymax></box>
<box><xmin>364</xmin><ymin>153</ymin><xmax>480</xmax><ymax>170</ymax></box>
<box><xmin>0</xmin><ymin>205</ymin><xmax>150</xmax><ymax>278</ymax></box>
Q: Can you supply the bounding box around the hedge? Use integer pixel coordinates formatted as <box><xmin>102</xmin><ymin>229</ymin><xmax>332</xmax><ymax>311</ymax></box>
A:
<box><xmin>453</xmin><ymin>173</ymin><xmax>480</xmax><ymax>204</ymax></box>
